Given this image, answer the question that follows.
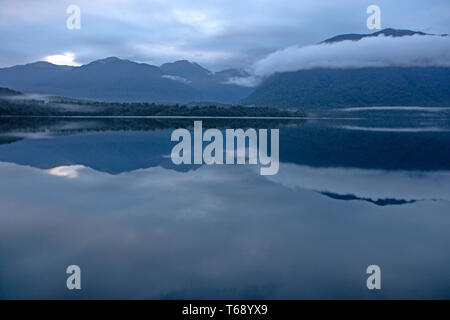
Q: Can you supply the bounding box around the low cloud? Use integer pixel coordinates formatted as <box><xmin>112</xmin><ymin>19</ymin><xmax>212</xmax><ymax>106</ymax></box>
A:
<box><xmin>162</xmin><ymin>74</ymin><xmax>192</xmax><ymax>84</ymax></box>
<box><xmin>223</xmin><ymin>75</ymin><xmax>259</xmax><ymax>87</ymax></box>
<box><xmin>233</xmin><ymin>34</ymin><xmax>450</xmax><ymax>84</ymax></box>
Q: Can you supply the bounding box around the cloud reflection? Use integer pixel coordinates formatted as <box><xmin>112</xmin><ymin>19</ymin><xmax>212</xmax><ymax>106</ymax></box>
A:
<box><xmin>0</xmin><ymin>161</ymin><xmax>449</xmax><ymax>299</ymax></box>
<box><xmin>46</xmin><ymin>165</ymin><xmax>85</xmax><ymax>179</ymax></box>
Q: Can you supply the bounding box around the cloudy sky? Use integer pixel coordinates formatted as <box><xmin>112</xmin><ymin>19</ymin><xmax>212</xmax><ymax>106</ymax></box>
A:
<box><xmin>0</xmin><ymin>0</ymin><xmax>449</xmax><ymax>70</ymax></box>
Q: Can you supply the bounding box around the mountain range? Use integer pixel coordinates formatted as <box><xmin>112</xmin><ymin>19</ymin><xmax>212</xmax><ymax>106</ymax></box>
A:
<box><xmin>0</xmin><ymin>28</ymin><xmax>449</xmax><ymax>110</ymax></box>
<box><xmin>0</xmin><ymin>57</ymin><xmax>253</xmax><ymax>104</ymax></box>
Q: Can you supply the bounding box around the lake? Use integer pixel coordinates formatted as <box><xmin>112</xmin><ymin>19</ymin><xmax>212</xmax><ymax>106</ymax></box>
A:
<box><xmin>0</xmin><ymin>111</ymin><xmax>449</xmax><ymax>299</ymax></box>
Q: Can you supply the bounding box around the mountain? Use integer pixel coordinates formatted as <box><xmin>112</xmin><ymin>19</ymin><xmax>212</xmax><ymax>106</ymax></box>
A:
<box><xmin>0</xmin><ymin>62</ymin><xmax>74</xmax><ymax>92</ymax></box>
<box><xmin>213</xmin><ymin>69</ymin><xmax>251</xmax><ymax>83</ymax></box>
<box><xmin>0</xmin><ymin>87</ymin><xmax>21</xmax><ymax>96</ymax></box>
<box><xmin>160</xmin><ymin>60</ymin><xmax>212</xmax><ymax>80</ymax></box>
<box><xmin>243</xmin><ymin>29</ymin><xmax>450</xmax><ymax>110</ymax></box>
<box><xmin>0</xmin><ymin>57</ymin><xmax>254</xmax><ymax>104</ymax></box>
<box><xmin>321</xmin><ymin>28</ymin><xmax>428</xmax><ymax>43</ymax></box>
<box><xmin>243</xmin><ymin>67</ymin><xmax>450</xmax><ymax>110</ymax></box>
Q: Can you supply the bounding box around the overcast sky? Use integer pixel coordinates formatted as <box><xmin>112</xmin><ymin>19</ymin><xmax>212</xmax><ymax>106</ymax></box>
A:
<box><xmin>0</xmin><ymin>0</ymin><xmax>449</xmax><ymax>70</ymax></box>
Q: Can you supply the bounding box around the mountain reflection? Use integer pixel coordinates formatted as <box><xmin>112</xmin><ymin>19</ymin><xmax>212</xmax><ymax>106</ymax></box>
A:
<box><xmin>0</xmin><ymin>116</ymin><xmax>449</xmax><ymax>299</ymax></box>
<box><xmin>0</xmin><ymin>161</ymin><xmax>449</xmax><ymax>299</ymax></box>
<box><xmin>1</xmin><ymin>117</ymin><xmax>450</xmax><ymax>172</ymax></box>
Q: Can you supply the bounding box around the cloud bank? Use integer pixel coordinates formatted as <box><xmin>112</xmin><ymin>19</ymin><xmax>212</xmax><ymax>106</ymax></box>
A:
<box><xmin>232</xmin><ymin>34</ymin><xmax>450</xmax><ymax>84</ymax></box>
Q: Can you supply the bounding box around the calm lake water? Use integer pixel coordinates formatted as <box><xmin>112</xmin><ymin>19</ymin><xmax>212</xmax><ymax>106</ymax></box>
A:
<box><xmin>0</xmin><ymin>112</ymin><xmax>449</xmax><ymax>299</ymax></box>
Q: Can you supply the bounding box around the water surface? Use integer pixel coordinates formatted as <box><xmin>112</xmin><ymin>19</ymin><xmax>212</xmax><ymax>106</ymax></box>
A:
<box><xmin>0</xmin><ymin>114</ymin><xmax>449</xmax><ymax>299</ymax></box>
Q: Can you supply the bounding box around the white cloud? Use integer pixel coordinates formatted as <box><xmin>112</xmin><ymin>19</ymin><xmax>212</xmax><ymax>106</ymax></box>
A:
<box><xmin>44</xmin><ymin>52</ymin><xmax>82</xmax><ymax>66</ymax></box>
<box><xmin>250</xmin><ymin>34</ymin><xmax>450</xmax><ymax>78</ymax></box>
<box><xmin>46</xmin><ymin>165</ymin><xmax>85</xmax><ymax>179</ymax></box>
<box><xmin>224</xmin><ymin>76</ymin><xmax>259</xmax><ymax>87</ymax></box>
<box><xmin>162</xmin><ymin>74</ymin><xmax>192</xmax><ymax>84</ymax></box>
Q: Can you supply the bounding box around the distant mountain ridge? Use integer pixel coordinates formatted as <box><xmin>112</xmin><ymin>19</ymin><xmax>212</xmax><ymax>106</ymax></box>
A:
<box><xmin>321</xmin><ymin>28</ymin><xmax>429</xmax><ymax>43</ymax></box>
<box><xmin>0</xmin><ymin>57</ymin><xmax>253</xmax><ymax>104</ymax></box>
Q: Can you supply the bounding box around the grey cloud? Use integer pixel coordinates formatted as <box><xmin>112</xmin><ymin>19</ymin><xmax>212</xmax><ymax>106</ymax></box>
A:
<box><xmin>0</xmin><ymin>0</ymin><xmax>449</xmax><ymax>70</ymax></box>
